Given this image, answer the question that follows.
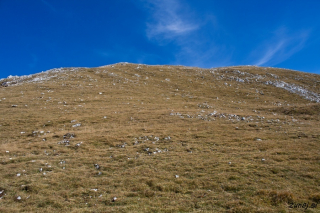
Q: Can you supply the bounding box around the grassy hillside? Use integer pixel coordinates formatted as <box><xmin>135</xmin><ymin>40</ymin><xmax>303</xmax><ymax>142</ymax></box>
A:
<box><xmin>0</xmin><ymin>63</ymin><xmax>319</xmax><ymax>212</ymax></box>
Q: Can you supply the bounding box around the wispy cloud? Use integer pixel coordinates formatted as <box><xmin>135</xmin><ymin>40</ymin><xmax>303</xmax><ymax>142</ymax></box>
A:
<box><xmin>141</xmin><ymin>0</ymin><xmax>228</xmax><ymax>68</ymax></box>
<box><xmin>40</xmin><ymin>0</ymin><xmax>57</xmax><ymax>12</ymax></box>
<box><xmin>145</xmin><ymin>0</ymin><xmax>199</xmax><ymax>41</ymax></box>
<box><xmin>252</xmin><ymin>28</ymin><xmax>309</xmax><ymax>66</ymax></box>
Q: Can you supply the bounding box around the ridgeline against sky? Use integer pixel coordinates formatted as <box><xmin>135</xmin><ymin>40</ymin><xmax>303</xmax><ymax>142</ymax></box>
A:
<box><xmin>1</xmin><ymin>0</ymin><xmax>320</xmax><ymax>79</ymax></box>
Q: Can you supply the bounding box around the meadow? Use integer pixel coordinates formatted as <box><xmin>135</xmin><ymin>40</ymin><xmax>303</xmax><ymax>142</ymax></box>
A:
<box><xmin>0</xmin><ymin>63</ymin><xmax>319</xmax><ymax>212</ymax></box>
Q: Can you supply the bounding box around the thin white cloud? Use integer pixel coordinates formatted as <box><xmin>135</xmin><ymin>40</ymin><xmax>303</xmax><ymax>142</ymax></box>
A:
<box><xmin>253</xmin><ymin>28</ymin><xmax>309</xmax><ymax>66</ymax></box>
<box><xmin>255</xmin><ymin>41</ymin><xmax>285</xmax><ymax>66</ymax></box>
<box><xmin>145</xmin><ymin>0</ymin><xmax>199</xmax><ymax>40</ymax></box>
<box><xmin>41</xmin><ymin>0</ymin><xmax>57</xmax><ymax>12</ymax></box>
<box><xmin>141</xmin><ymin>0</ymin><xmax>225</xmax><ymax>67</ymax></box>
<box><xmin>140</xmin><ymin>0</ymin><xmax>231</xmax><ymax>68</ymax></box>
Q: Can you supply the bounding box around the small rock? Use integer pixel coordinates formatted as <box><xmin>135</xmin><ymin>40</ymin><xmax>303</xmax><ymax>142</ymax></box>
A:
<box><xmin>1</xmin><ymin>82</ymin><xmax>8</xmax><ymax>87</ymax></box>
<box><xmin>75</xmin><ymin>142</ymin><xmax>82</xmax><ymax>147</ymax></box>
<box><xmin>16</xmin><ymin>196</ymin><xmax>21</xmax><ymax>201</ymax></box>
<box><xmin>17</xmin><ymin>173</ymin><xmax>21</xmax><ymax>177</ymax></box>
<box><xmin>175</xmin><ymin>175</ymin><xmax>179</xmax><ymax>178</ymax></box>
<box><xmin>228</xmin><ymin>162</ymin><xmax>232</xmax><ymax>165</ymax></box>
<box><xmin>94</xmin><ymin>164</ymin><xmax>100</xmax><ymax>170</ymax></box>
<box><xmin>59</xmin><ymin>139</ymin><xmax>70</xmax><ymax>146</ymax></box>
<box><xmin>261</xmin><ymin>158</ymin><xmax>266</xmax><ymax>162</ymax></box>
<box><xmin>0</xmin><ymin>189</ymin><xmax>5</xmax><ymax>199</ymax></box>
<box><xmin>63</xmin><ymin>133</ymin><xmax>75</xmax><ymax>139</ymax></box>
<box><xmin>112</xmin><ymin>197</ymin><xmax>117</xmax><ymax>202</ymax></box>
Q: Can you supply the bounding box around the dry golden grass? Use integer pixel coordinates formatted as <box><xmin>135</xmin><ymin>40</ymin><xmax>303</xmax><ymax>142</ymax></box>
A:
<box><xmin>0</xmin><ymin>63</ymin><xmax>319</xmax><ymax>212</ymax></box>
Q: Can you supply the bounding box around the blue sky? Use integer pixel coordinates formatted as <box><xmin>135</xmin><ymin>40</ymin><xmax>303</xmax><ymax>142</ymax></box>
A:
<box><xmin>1</xmin><ymin>0</ymin><xmax>320</xmax><ymax>79</ymax></box>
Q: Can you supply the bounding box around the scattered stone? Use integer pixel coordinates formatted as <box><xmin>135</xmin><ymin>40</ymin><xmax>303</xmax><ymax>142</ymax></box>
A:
<box><xmin>94</xmin><ymin>164</ymin><xmax>100</xmax><ymax>170</ymax></box>
<box><xmin>0</xmin><ymin>189</ymin><xmax>5</xmax><ymax>199</ymax></box>
<box><xmin>72</xmin><ymin>123</ymin><xmax>81</xmax><ymax>128</ymax></box>
<box><xmin>16</xmin><ymin>173</ymin><xmax>21</xmax><ymax>177</ymax></box>
<box><xmin>63</xmin><ymin>133</ymin><xmax>75</xmax><ymax>139</ymax></box>
<box><xmin>1</xmin><ymin>82</ymin><xmax>8</xmax><ymax>87</ymax></box>
<box><xmin>75</xmin><ymin>142</ymin><xmax>82</xmax><ymax>147</ymax></box>
<box><xmin>12</xmin><ymin>105</ymin><xmax>18</xmax><ymax>107</ymax></box>
<box><xmin>261</xmin><ymin>158</ymin><xmax>266</xmax><ymax>162</ymax></box>
<box><xmin>175</xmin><ymin>175</ymin><xmax>179</xmax><ymax>178</ymax></box>
<box><xmin>112</xmin><ymin>197</ymin><xmax>117</xmax><ymax>202</ymax></box>
<box><xmin>118</xmin><ymin>143</ymin><xmax>126</xmax><ymax>148</ymax></box>
<box><xmin>16</xmin><ymin>196</ymin><xmax>22</xmax><ymax>201</ymax></box>
<box><xmin>58</xmin><ymin>139</ymin><xmax>70</xmax><ymax>146</ymax></box>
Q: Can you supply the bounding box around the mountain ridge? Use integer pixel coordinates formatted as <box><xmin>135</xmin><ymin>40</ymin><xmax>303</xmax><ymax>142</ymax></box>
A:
<box><xmin>0</xmin><ymin>63</ymin><xmax>319</xmax><ymax>212</ymax></box>
<box><xmin>1</xmin><ymin>63</ymin><xmax>319</xmax><ymax>102</ymax></box>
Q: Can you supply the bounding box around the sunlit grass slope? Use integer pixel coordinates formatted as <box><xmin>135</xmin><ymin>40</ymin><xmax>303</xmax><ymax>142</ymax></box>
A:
<box><xmin>0</xmin><ymin>63</ymin><xmax>319</xmax><ymax>212</ymax></box>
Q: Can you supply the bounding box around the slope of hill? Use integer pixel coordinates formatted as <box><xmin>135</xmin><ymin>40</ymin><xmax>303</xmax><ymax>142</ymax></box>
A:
<box><xmin>0</xmin><ymin>63</ymin><xmax>319</xmax><ymax>212</ymax></box>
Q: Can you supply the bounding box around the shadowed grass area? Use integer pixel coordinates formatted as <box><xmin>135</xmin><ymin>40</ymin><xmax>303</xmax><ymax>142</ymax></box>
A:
<box><xmin>0</xmin><ymin>63</ymin><xmax>319</xmax><ymax>212</ymax></box>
